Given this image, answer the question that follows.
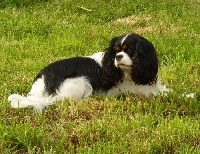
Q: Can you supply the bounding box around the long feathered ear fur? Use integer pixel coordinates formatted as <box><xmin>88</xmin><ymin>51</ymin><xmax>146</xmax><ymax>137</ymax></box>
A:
<box><xmin>101</xmin><ymin>37</ymin><xmax>123</xmax><ymax>90</ymax></box>
<box><xmin>131</xmin><ymin>37</ymin><xmax>158</xmax><ymax>85</ymax></box>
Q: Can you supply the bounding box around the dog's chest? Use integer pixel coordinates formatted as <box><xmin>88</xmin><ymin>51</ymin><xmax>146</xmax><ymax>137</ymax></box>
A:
<box><xmin>107</xmin><ymin>77</ymin><xmax>157</xmax><ymax>97</ymax></box>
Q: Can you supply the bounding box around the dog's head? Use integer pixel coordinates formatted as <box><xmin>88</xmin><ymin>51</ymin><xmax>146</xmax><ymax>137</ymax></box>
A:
<box><xmin>102</xmin><ymin>33</ymin><xmax>158</xmax><ymax>88</ymax></box>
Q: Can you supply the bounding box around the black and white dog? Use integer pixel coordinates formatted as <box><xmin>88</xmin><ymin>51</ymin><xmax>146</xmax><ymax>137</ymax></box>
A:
<box><xmin>8</xmin><ymin>33</ymin><xmax>169</xmax><ymax>111</ymax></box>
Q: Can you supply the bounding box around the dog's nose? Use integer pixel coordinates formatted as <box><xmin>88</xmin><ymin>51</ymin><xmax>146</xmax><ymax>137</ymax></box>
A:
<box><xmin>116</xmin><ymin>54</ymin><xmax>123</xmax><ymax>61</ymax></box>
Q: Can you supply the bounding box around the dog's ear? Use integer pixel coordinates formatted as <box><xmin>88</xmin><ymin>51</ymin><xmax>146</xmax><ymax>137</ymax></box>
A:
<box><xmin>131</xmin><ymin>38</ymin><xmax>158</xmax><ymax>85</ymax></box>
<box><xmin>101</xmin><ymin>37</ymin><xmax>123</xmax><ymax>89</ymax></box>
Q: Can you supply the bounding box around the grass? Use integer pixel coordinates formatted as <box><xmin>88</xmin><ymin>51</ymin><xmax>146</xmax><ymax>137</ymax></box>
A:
<box><xmin>0</xmin><ymin>0</ymin><xmax>200</xmax><ymax>153</ymax></box>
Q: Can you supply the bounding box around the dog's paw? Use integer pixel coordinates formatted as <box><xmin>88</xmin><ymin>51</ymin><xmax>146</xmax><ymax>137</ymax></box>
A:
<box><xmin>8</xmin><ymin>94</ymin><xmax>28</xmax><ymax>108</ymax></box>
<box><xmin>8</xmin><ymin>94</ymin><xmax>21</xmax><ymax>101</ymax></box>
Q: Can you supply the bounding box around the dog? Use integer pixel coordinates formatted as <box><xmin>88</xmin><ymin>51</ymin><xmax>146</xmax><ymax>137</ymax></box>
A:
<box><xmin>101</xmin><ymin>33</ymin><xmax>169</xmax><ymax>97</ymax></box>
<box><xmin>8</xmin><ymin>33</ymin><xmax>169</xmax><ymax>112</ymax></box>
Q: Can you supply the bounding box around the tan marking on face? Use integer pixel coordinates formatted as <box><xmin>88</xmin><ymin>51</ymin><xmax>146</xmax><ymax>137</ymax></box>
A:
<box><xmin>122</xmin><ymin>44</ymin><xmax>127</xmax><ymax>50</ymax></box>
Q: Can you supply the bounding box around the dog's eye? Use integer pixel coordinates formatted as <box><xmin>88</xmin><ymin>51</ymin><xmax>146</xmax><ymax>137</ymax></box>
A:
<box><xmin>115</xmin><ymin>46</ymin><xmax>121</xmax><ymax>52</ymax></box>
<box><xmin>122</xmin><ymin>44</ymin><xmax>127</xmax><ymax>50</ymax></box>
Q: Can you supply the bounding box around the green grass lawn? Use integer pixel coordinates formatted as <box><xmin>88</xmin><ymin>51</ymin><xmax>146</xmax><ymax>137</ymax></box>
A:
<box><xmin>0</xmin><ymin>0</ymin><xmax>199</xmax><ymax>153</ymax></box>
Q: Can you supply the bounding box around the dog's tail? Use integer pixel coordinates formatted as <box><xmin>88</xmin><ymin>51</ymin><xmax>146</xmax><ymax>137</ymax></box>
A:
<box><xmin>8</xmin><ymin>94</ymin><xmax>56</xmax><ymax>112</ymax></box>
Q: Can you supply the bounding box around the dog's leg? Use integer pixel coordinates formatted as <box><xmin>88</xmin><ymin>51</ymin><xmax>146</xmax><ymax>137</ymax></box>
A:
<box><xmin>56</xmin><ymin>76</ymin><xmax>93</xmax><ymax>101</ymax></box>
<box><xmin>8</xmin><ymin>76</ymin><xmax>52</xmax><ymax>112</ymax></box>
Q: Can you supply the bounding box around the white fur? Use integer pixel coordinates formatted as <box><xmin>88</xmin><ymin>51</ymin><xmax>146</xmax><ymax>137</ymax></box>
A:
<box><xmin>115</xmin><ymin>52</ymin><xmax>132</xmax><ymax>68</ymax></box>
<box><xmin>28</xmin><ymin>76</ymin><xmax>47</xmax><ymax>97</ymax></box>
<box><xmin>107</xmin><ymin>76</ymin><xmax>170</xmax><ymax>97</ymax></box>
<box><xmin>8</xmin><ymin>76</ymin><xmax>92</xmax><ymax>111</ymax></box>
<box><xmin>8</xmin><ymin>94</ymin><xmax>55</xmax><ymax>112</ymax></box>
<box><xmin>88</xmin><ymin>52</ymin><xmax>105</xmax><ymax>66</ymax></box>
<box><xmin>55</xmin><ymin>76</ymin><xmax>92</xmax><ymax>101</ymax></box>
<box><xmin>121</xmin><ymin>33</ymin><xmax>131</xmax><ymax>45</ymax></box>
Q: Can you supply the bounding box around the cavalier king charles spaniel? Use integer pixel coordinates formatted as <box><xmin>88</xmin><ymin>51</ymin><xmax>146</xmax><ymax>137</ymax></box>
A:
<box><xmin>8</xmin><ymin>33</ymin><xmax>169</xmax><ymax>111</ymax></box>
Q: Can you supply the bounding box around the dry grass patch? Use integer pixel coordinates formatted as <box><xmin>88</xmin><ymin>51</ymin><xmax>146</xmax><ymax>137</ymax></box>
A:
<box><xmin>112</xmin><ymin>14</ymin><xmax>183</xmax><ymax>34</ymax></box>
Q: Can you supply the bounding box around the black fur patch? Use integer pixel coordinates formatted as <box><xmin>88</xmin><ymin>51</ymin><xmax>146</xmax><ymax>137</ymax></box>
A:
<box><xmin>34</xmin><ymin>57</ymin><xmax>104</xmax><ymax>95</ymax></box>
